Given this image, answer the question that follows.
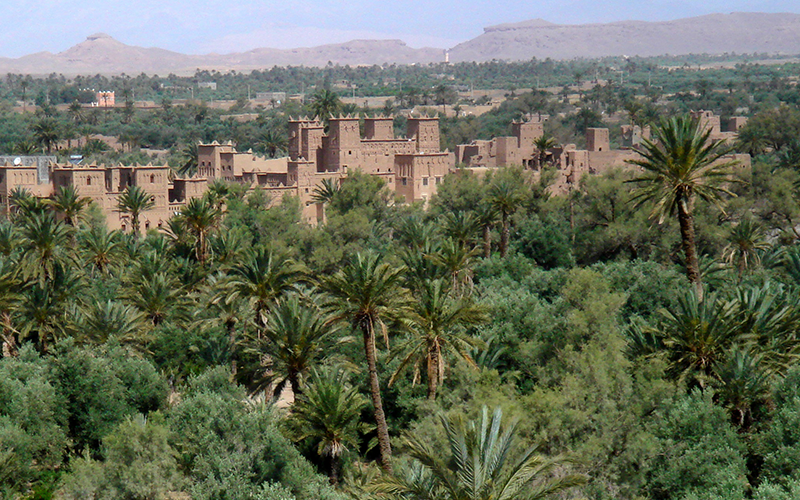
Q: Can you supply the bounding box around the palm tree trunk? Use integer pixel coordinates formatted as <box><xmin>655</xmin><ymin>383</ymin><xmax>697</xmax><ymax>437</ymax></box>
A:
<box><xmin>427</xmin><ymin>344</ymin><xmax>439</xmax><ymax>400</ymax></box>
<box><xmin>329</xmin><ymin>454</ymin><xmax>341</xmax><ymax>486</ymax></box>
<box><xmin>677</xmin><ymin>200</ymin><xmax>703</xmax><ymax>300</ymax></box>
<box><xmin>363</xmin><ymin>320</ymin><xmax>392</xmax><ymax>472</ymax></box>
<box><xmin>483</xmin><ymin>225</ymin><xmax>492</xmax><ymax>258</ymax></box>
<box><xmin>500</xmin><ymin>212</ymin><xmax>510</xmax><ymax>258</ymax></box>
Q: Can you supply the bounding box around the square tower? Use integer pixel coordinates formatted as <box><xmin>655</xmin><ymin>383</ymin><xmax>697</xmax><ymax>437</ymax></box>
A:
<box><xmin>364</xmin><ymin>116</ymin><xmax>394</xmax><ymax>141</ymax></box>
<box><xmin>325</xmin><ymin>116</ymin><xmax>362</xmax><ymax>172</ymax></box>
<box><xmin>407</xmin><ymin>116</ymin><xmax>441</xmax><ymax>153</ymax></box>
<box><xmin>586</xmin><ymin>128</ymin><xmax>610</xmax><ymax>152</ymax></box>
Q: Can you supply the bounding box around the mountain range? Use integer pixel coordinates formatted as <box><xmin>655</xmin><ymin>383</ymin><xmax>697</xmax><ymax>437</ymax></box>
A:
<box><xmin>2</xmin><ymin>12</ymin><xmax>800</xmax><ymax>75</ymax></box>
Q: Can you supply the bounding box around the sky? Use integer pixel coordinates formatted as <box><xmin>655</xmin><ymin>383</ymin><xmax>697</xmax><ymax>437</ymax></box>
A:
<box><xmin>2</xmin><ymin>0</ymin><xmax>799</xmax><ymax>58</ymax></box>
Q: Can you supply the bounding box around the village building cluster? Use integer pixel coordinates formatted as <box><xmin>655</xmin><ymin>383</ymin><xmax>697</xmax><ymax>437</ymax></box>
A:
<box><xmin>1</xmin><ymin>115</ymin><xmax>455</xmax><ymax>229</ymax></box>
<box><xmin>0</xmin><ymin>110</ymin><xmax>749</xmax><ymax>229</ymax></box>
<box><xmin>456</xmin><ymin>110</ymin><xmax>750</xmax><ymax>194</ymax></box>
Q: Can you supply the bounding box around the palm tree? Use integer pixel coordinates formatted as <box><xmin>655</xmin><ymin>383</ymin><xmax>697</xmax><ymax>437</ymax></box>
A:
<box><xmin>222</xmin><ymin>247</ymin><xmax>305</xmax><ymax>327</ymax></box>
<box><xmin>0</xmin><ymin>258</ymin><xmax>21</xmax><ymax>357</ymax></box>
<box><xmin>533</xmin><ymin>135</ymin><xmax>557</xmax><ymax>169</ymax></box>
<box><xmin>390</xmin><ymin>279</ymin><xmax>487</xmax><ymax>400</ymax></box>
<box><xmin>289</xmin><ymin>367</ymin><xmax>367</xmax><ymax>486</ymax></box>
<box><xmin>75</xmin><ymin>300</ymin><xmax>150</xmax><ymax>348</ymax></box>
<box><xmin>257</xmin><ymin>127</ymin><xmax>287</xmax><ymax>158</ymax></box>
<box><xmin>376</xmin><ymin>406</ymin><xmax>585</xmax><ymax>500</ymax></box>
<box><xmin>177</xmin><ymin>143</ymin><xmax>198</xmax><ymax>177</ymax></box>
<box><xmin>321</xmin><ymin>251</ymin><xmax>409</xmax><ymax>472</ymax></box>
<box><xmin>78</xmin><ymin>225</ymin><xmax>124</xmax><ymax>274</ymax></box>
<box><xmin>429</xmin><ymin>238</ymin><xmax>481</xmax><ymax>295</ymax></box>
<box><xmin>9</xmin><ymin>187</ymin><xmax>47</xmax><ymax>220</ymax></box>
<box><xmin>474</xmin><ymin>202</ymin><xmax>498</xmax><ymax>259</ymax></box>
<box><xmin>247</xmin><ymin>292</ymin><xmax>342</xmax><ymax>397</ymax></box>
<box><xmin>15</xmin><ymin>263</ymin><xmax>81</xmax><ymax>354</ymax></box>
<box><xmin>310</xmin><ymin>89</ymin><xmax>342</xmax><ymax>122</ymax></box>
<box><xmin>124</xmin><ymin>272</ymin><xmax>187</xmax><ymax>327</ymax></box>
<box><xmin>657</xmin><ymin>290</ymin><xmax>738</xmax><ymax>387</ymax></box>
<box><xmin>118</xmin><ymin>185</ymin><xmax>155</xmax><ymax>237</ymax></box>
<box><xmin>311</xmin><ymin>178</ymin><xmax>340</xmax><ymax>223</ymax></box>
<box><xmin>47</xmin><ymin>185</ymin><xmax>92</xmax><ymax>226</ymax></box>
<box><xmin>31</xmin><ymin>118</ymin><xmax>60</xmax><ymax>154</ymax></box>
<box><xmin>722</xmin><ymin>216</ymin><xmax>769</xmax><ymax>280</ymax></box>
<box><xmin>627</xmin><ymin>115</ymin><xmax>739</xmax><ymax>299</ymax></box>
<box><xmin>177</xmin><ymin>197</ymin><xmax>221</xmax><ymax>264</ymax></box>
<box><xmin>440</xmin><ymin>211</ymin><xmax>480</xmax><ymax>249</ymax></box>
<box><xmin>487</xmin><ymin>172</ymin><xmax>526</xmax><ymax>258</ymax></box>
<box><xmin>18</xmin><ymin>212</ymin><xmax>74</xmax><ymax>283</ymax></box>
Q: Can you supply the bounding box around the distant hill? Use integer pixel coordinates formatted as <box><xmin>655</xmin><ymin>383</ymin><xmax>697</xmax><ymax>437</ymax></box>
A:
<box><xmin>448</xmin><ymin>12</ymin><xmax>800</xmax><ymax>61</ymax></box>
<box><xmin>0</xmin><ymin>33</ymin><xmax>444</xmax><ymax>76</ymax></box>
<box><xmin>3</xmin><ymin>13</ymin><xmax>800</xmax><ymax>75</ymax></box>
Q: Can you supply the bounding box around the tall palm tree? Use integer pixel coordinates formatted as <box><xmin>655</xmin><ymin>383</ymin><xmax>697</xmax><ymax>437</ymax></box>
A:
<box><xmin>47</xmin><ymin>185</ymin><xmax>92</xmax><ymax>226</ymax></box>
<box><xmin>390</xmin><ymin>279</ymin><xmax>487</xmax><ymax>400</ymax></box>
<box><xmin>118</xmin><ymin>185</ymin><xmax>155</xmax><ymax>237</ymax></box>
<box><xmin>289</xmin><ymin>367</ymin><xmax>367</xmax><ymax>486</ymax></box>
<box><xmin>321</xmin><ymin>251</ymin><xmax>409</xmax><ymax>472</ymax></box>
<box><xmin>627</xmin><ymin>115</ymin><xmax>738</xmax><ymax>299</ymax></box>
<box><xmin>177</xmin><ymin>197</ymin><xmax>221</xmax><ymax>264</ymax></box>
<box><xmin>487</xmin><ymin>172</ymin><xmax>526</xmax><ymax>258</ymax></box>
<box><xmin>257</xmin><ymin>127</ymin><xmax>287</xmax><ymax>158</ymax></box>
<box><xmin>247</xmin><ymin>292</ymin><xmax>342</xmax><ymax>397</ymax></box>
<box><xmin>474</xmin><ymin>202</ymin><xmax>498</xmax><ymax>259</ymax></box>
<box><xmin>376</xmin><ymin>406</ymin><xmax>585</xmax><ymax>500</ymax></box>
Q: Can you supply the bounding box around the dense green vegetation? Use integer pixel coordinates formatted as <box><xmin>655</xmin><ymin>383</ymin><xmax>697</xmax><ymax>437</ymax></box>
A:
<box><xmin>3</xmin><ymin>109</ymin><xmax>800</xmax><ymax>498</ymax></box>
<box><xmin>4</xmin><ymin>54</ymin><xmax>800</xmax><ymax>498</ymax></box>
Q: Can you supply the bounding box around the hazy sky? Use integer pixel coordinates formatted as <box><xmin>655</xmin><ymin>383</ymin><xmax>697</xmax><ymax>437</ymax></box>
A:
<box><xmin>2</xmin><ymin>0</ymin><xmax>799</xmax><ymax>57</ymax></box>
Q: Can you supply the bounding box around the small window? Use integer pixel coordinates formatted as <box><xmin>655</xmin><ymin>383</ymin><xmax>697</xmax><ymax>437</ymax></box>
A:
<box><xmin>402</xmin><ymin>178</ymin><xmax>408</xmax><ymax>186</ymax></box>
<box><xmin>150</xmin><ymin>174</ymin><xmax>155</xmax><ymax>183</ymax></box>
<box><xmin>422</xmin><ymin>177</ymin><xmax>428</xmax><ymax>186</ymax></box>
<box><xmin>87</xmin><ymin>176</ymin><xmax>92</xmax><ymax>186</ymax></box>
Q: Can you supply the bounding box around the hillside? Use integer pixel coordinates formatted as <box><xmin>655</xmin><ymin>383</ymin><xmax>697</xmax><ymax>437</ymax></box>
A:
<box><xmin>449</xmin><ymin>12</ymin><xmax>800</xmax><ymax>61</ymax></box>
<box><xmin>2</xmin><ymin>13</ymin><xmax>800</xmax><ymax>75</ymax></box>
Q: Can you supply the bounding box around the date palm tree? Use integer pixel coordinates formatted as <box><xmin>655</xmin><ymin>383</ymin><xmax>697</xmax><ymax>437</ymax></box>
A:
<box><xmin>376</xmin><ymin>406</ymin><xmax>585</xmax><ymax>500</ymax></box>
<box><xmin>18</xmin><ymin>212</ymin><xmax>74</xmax><ymax>283</ymax></box>
<box><xmin>75</xmin><ymin>300</ymin><xmax>150</xmax><ymax>349</ymax></box>
<box><xmin>487</xmin><ymin>171</ymin><xmax>526</xmax><ymax>258</ymax></box>
<box><xmin>627</xmin><ymin>115</ymin><xmax>738</xmax><ymax>299</ymax></box>
<box><xmin>288</xmin><ymin>367</ymin><xmax>367</xmax><ymax>486</ymax></box>
<box><xmin>247</xmin><ymin>292</ymin><xmax>342</xmax><ymax>397</ymax></box>
<box><xmin>118</xmin><ymin>185</ymin><xmax>155</xmax><ymax>238</ymax></box>
<box><xmin>78</xmin><ymin>225</ymin><xmax>124</xmax><ymax>274</ymax></box>
<box><xmin>48</xmin><ymin>185</ymin><xmax>92</xmax><ymax>227</ymax></box>
<box><xmin>222</xmin><ymin>247</ymin><xmax>305</xmax><ymax>327</ymax></box>
<box><xmin>722</xmin><ymin>216</ymin><xmax>769</xmax><ymax>280</ymax></box>
<box><xmin>321</xmin><ymin>251</ymin><xmax>409</xmax><ymax>472</ymax></box>
<box><xmin>390</xmin><ymin>278</ymin><xmax>487</xmax><ymax>400</ymax></box>
<box><xmin>533</xmin><ymin>135</ymin><xmax>557</xmax><ymax>169</ymax></box>
<box><xmin>177</xmin><ymin>197</ymin><xmax>221</xmax><ymax>264</ymax></box>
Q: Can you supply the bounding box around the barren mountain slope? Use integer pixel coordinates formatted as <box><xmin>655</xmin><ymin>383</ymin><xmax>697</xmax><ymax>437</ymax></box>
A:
<box><xmin>449</xmin><ymin>12</ymin><xmax>800</xmax><ymax>61</ymax></box>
